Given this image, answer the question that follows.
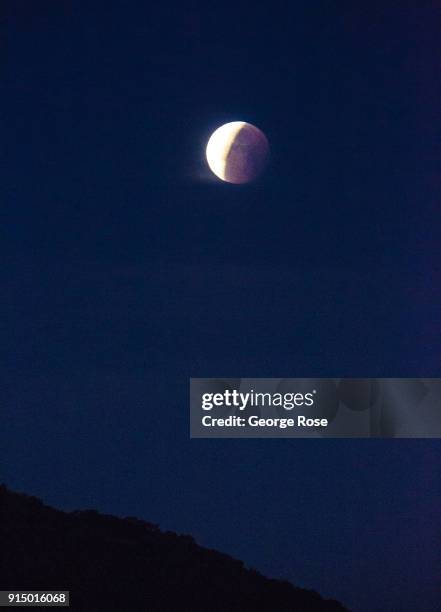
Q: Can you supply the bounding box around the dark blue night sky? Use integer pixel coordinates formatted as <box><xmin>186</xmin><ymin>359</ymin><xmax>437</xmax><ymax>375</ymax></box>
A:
<box><xmin>1</xmin><ymin>2</ymin><xmax>440</xmax><ymax>610</ymax></box>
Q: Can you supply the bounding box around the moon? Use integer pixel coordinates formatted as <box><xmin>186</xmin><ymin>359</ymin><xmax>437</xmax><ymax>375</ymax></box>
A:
<box><xmin>206</xmin><ymin>121</ymin><xmax>269</xmax><ymax>184</ymax></box>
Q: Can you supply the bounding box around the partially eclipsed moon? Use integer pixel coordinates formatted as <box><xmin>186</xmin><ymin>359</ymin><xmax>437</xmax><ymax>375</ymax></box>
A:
<box><xmin>206</xmin><ymin>121</ymin><xmax>269</xmax><ymax>184</ymax></box>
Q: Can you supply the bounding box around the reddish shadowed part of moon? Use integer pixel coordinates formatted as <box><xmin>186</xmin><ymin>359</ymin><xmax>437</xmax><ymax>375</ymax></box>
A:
<box><xmin>206</xmin><ymin>121</ymin><xmax>269</xmax><ymax>184</ymax></box>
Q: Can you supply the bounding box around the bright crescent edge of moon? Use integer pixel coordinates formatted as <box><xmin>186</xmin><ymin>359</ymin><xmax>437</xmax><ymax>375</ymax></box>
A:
<box><xmin>205</xmin><ymin>121</ymin><xmax>248</xmax><ymax>182</ymax></box>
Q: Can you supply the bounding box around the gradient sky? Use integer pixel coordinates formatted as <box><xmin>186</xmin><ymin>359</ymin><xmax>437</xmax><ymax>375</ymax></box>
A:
<box><xmin>1</xmin><ymin>2</ymin><xmax>440</xmax><ymax>611</ymax></box>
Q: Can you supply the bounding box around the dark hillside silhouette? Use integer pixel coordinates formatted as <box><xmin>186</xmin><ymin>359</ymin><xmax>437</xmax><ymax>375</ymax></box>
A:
<box><xmin>0</xmin><ymin>485</ymin><xmax>348</xmax><ymax>611</ymax></box>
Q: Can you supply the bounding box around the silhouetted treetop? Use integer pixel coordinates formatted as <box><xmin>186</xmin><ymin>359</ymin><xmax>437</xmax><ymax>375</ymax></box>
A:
<box><xmin>0</xmin><ymin>485</ymin><xmax>348</xmax><ymax>611</ymax></box>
